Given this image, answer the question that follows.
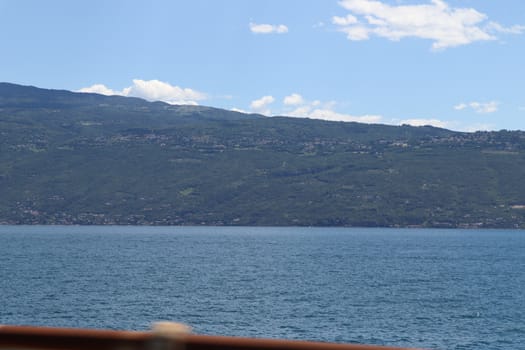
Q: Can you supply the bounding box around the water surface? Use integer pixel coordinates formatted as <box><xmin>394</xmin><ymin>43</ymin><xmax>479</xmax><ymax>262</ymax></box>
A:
<box><xmin>1</xmin><ymin>226</ymin><xmax>524</xmax><ymax>350</ymax></box>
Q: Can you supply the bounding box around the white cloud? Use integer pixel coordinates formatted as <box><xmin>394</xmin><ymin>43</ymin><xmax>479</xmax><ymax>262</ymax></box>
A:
<box><xmin>470</xmin><ymin>101</ymin><xmax>498</xmax><ymax>114</ymax></box>
<box><xmin>454</xmin><ymin>103</ymin><xmax>467</xmax><ymax>111</ymax></box>
<box><xmin>307</xmin><ymin>109</ymin><xmax>382</xmax><ymax>123</ymax></box>
<box><xmin>250</xmin><ymin>95</ymin><xmax>275</xmax><ymax>115</ymax></box>
<box><xmin>332</xmin><ymin>14</ymin><xmax>359</xmax><ymax>26</ymax></box>
<box><xmin>123</xmin><ymin>79</ymin><xmax>206</xmax><ymax>105</ymax></box>
<box><xmin>78</xmin><ymin>84</ymin><xmax>118</xmax><ymax>96</ymax></box>
<box><xmin>486</xmin><ymin>21</ymin><xmax>525</xmax><ymax>35</ymax></box>
<box><xmin>231</xmin><ymin>107</ymin><xmax>249</xmax><ymax>114</ymax></box>
<box><xmin>334</xmin><ymin>0</ymin><xmax>524</xmax><ymax>50</ymax></box>
<box><xmin>455</xmin><ymin>101</ymin><xmax>499</xmax><ymax>114</ymax></box>
<box><xmin>341</xmin><ymin>25</ymin><xmax>370</xmax><ymax>41</ymax></box>
<box><xmin>283</xmin><ymin>93</ymin><xmax>305</xmax><ymax>106</ymax></box>
<box><xmin>288</xmin><ymin>105</ymin><xmax>313</xmax><ymax>118</ymax></box>
<box><xmin>249</xmin><ymin>22</ymin><xmax>288</xmax><ymax>34</ymax></box>
<box><xmin>78</xmin><ymin>79</ymin><xmax>206</xmax><ymax>105</ymax></box>
<box><xmin>281</xmin><ymin>94</ymin><xmax>382</xmax><ymax>123</ymax></box>
<box><xmin>399</xmin><ymin>118</ymin><xmax>449</xmax><ymax>128</ymax></box>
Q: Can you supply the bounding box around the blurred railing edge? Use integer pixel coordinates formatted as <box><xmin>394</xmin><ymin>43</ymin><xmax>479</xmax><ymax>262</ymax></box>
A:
<box><xmin>0</xmin><ymin>325</ymin><xmax>425</xmax><ymax>350</ymax></box>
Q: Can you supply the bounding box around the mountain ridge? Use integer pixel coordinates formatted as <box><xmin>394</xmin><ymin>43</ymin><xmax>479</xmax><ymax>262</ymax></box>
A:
<box><xmin>1</xmin><ymin>82</ymin><xmax>525</xmax><ymax>228</ymax></box>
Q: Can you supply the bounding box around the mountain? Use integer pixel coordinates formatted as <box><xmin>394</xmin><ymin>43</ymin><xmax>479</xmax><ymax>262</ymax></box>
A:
<box><xmin>1</xmin><ymin>82</ymin><xmax>525</xmax><ymax>227</ymax></box>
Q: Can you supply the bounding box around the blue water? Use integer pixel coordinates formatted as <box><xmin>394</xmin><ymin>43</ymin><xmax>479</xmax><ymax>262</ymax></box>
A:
<box><xmin>1</xmin><ymin>226</ymin><xmax>524</xmax><ymax>350</ymax></box>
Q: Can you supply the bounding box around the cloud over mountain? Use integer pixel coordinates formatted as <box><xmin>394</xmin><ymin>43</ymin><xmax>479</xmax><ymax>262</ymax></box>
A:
<box><xmin>79</xmin><ymin>79</ymin><xmax>206</xmax><ymax>105</ymax></box>
<box><xmin>250</xmin><ymin>95</ymin><xmax>275</xmax><ymax>115</ymax></box>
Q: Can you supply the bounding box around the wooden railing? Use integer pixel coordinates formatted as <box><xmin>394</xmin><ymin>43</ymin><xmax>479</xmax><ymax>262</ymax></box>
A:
<box><xmin>0</xmin><ymin>325</ymin><xmax>423</xmax><ymax>350</ymax></box>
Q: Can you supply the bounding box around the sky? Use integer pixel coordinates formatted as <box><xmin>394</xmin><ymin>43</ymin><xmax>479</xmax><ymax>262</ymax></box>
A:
<box><xmin>1</xmin><ymin>0</ymin><xmax>524</xmax><ymax>131</ymax></box>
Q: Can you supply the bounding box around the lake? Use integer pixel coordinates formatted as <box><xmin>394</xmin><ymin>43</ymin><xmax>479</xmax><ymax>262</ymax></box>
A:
<box><xmin>1</xmin><ymin>226</ymin><xmax>524</xmax><ymax>350</ymax></box>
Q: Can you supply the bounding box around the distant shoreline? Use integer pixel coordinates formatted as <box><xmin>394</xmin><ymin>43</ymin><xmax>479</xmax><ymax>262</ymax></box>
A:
<box><xmin>1</xmin><ymin>223</ymin><xmax>523</xmax><ymax>230</ymax></box>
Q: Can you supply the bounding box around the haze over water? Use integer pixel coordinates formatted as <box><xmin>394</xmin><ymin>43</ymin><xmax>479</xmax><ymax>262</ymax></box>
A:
<box><xmin>1</xmin><ymin>226</ymin><xmax>524</xmax><ymax>350</ymax></box>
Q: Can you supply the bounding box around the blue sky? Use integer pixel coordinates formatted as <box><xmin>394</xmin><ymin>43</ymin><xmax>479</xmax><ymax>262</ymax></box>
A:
<box><xmin>1</xmin><ymin>0</ymin><xmax>524</xmax><ymax>131</ymax></box>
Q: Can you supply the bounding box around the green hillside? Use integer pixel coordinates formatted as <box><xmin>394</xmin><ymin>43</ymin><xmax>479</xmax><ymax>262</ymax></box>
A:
<box><xmin>1</xmin><ymin>83</ymin><xmax>525</xmax><ymax>227</ymax></box>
